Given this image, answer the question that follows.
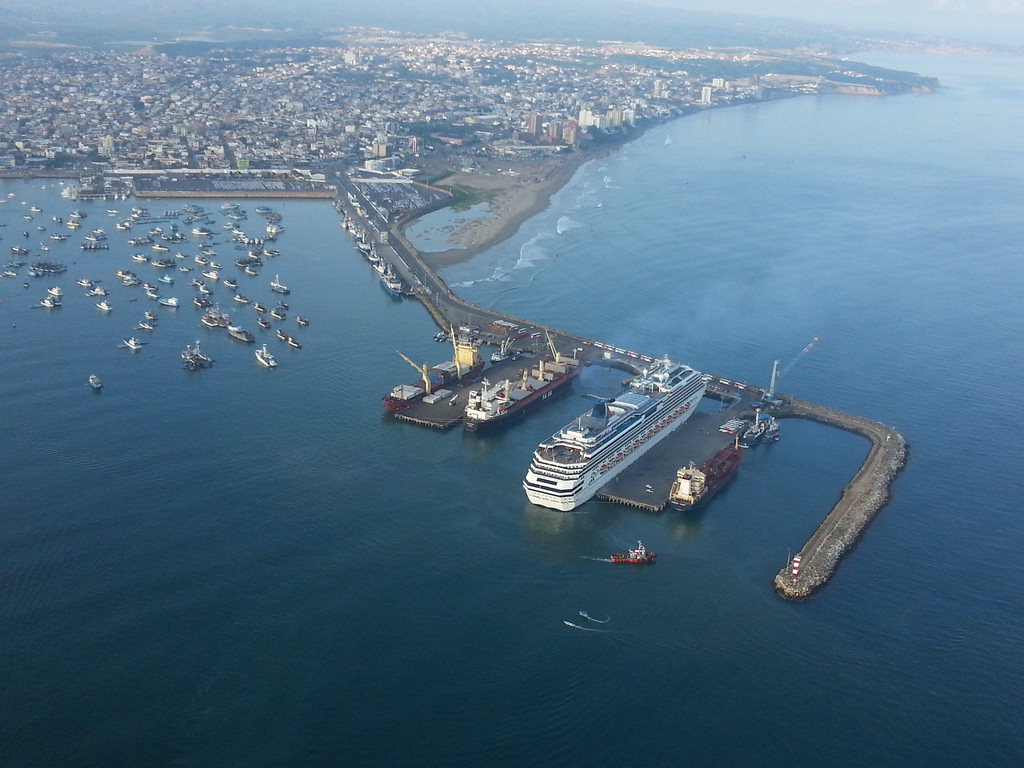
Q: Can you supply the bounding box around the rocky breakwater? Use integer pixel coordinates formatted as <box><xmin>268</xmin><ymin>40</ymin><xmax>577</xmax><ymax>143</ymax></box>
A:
<box><xmin>771</xmin><ymin>395</ymin><xmax>908</xmax><ymax>600</ymax></box>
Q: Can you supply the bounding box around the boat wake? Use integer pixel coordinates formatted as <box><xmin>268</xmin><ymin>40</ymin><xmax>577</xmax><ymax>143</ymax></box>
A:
<box><xmin>563</xmin><ymin>620</ymin><xmax>609</xmax><ymax>632</ymax></box>
<box><xmin>580</xmin><ymin>556</ymin><xmax>614</xmax><ymax>562</ymax></box>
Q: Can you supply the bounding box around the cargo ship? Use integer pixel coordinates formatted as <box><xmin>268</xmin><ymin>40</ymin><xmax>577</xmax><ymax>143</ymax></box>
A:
<box><xmin>382</xmin><ymin>332</ymin><xmax>483</xmax><ymax>414</ymax></box>
<box><xmin>610</xmin><ymin>540</ymin><xmax>656</xmax><ymax>565</ymax></box>
<box><xmin>463</xmin><ymin>334</ymin><xmax>583</xmax><ymax>432</ymax></box>
<box><xmin>666</xmin><ymin>444</ymin><xmax>743</xmax><ymax>511</ymax></box>
<box><xmin>524</xmin><ymin>357</ymin><xmax>707</xmax><ymax>511</ymax></box>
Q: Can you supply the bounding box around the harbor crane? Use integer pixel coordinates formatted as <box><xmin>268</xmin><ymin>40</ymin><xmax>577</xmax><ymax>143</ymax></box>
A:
<box><xmin>396</xmin><ymin>351</ymin><xmax>432</xmax><ymax>394</ymax></box>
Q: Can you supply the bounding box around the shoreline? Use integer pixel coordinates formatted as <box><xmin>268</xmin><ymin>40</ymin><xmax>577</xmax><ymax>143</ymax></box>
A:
<box><xmin>409</xmin><ymin>135</ymin><xmax>638</xmax><ymax>270</ymax></box>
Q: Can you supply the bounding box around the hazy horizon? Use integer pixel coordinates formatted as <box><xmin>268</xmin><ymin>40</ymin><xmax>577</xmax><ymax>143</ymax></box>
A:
<box><xmin>0</xmin><ymin>0</ymin><xmax>1021</xmax><ymax>47</ymax></box>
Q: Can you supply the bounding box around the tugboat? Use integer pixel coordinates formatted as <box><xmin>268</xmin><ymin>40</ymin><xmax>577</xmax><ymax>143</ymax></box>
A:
<box><xmin>610</xmin><ymin>540</ymin><xmax>656</xmax><ymax>565</ymax></box>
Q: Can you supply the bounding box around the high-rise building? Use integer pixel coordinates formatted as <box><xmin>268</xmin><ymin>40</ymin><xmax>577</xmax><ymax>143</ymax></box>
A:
<box><xmin>527</xmin><ymin>112</ymin><xmax>540</xmax><ymax>135</ymax></box>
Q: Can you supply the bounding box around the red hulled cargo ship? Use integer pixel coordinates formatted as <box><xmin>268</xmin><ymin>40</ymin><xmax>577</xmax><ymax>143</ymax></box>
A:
<box><xmin>666</xmin><ymin>445</ymin><xmax>743</xmax><ymax>511</ymax></box>
<box><xmin>382</xmin><ymin>333</ymin><xmax>483</xmax><ymax>414</ymax></box>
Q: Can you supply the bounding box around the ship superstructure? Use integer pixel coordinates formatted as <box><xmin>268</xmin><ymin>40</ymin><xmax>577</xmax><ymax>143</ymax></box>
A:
<box><xmin>464</xmin><ymin>333</ymin><xmax>582</xmax><ymax>431</ymax></box>
<box><xmin>523</xmin><ymin>358</ymin><xmax>707</xmax><ymax>511</ymax></box>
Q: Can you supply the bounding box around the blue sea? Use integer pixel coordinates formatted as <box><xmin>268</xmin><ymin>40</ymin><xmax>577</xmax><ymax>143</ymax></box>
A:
<box><xmin>2</xmin><ymin>52</ymin><xmax>1022</xmax><ymax>767</ymax></box>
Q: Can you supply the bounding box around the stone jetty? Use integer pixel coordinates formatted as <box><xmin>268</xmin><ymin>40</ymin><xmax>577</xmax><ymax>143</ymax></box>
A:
<box><xmin>771</xmin><ymin>395</ymin><xmax>908</xmax><ymax>599</ymax></box>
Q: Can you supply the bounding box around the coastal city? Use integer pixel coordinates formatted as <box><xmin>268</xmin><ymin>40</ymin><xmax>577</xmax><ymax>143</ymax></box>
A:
<box><xmin>0</xmin><ymin>29</ymin><xmax>936</xmax><ymax>177</ymax></box>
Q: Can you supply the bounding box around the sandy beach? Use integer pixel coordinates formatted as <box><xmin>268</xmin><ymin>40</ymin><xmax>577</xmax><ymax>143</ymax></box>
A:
<box><xmin>412</xmin><ymin>144</ymin><xmax>621</xmax><ymax>270</ymax></box>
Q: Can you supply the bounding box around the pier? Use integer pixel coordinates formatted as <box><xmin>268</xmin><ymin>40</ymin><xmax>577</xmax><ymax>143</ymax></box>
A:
<box><xmin>770</xmin><ymin>395</ymin><xmax>907</xmax><ymax>599</ymax></box>
<box><xmin>341</xmin><ymin>192</ymin><xmax>908</xmax><ymax>600</ymax></box>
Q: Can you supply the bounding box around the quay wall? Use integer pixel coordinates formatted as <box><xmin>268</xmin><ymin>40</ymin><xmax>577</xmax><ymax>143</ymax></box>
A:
<box><xmin>771</xmin><ymin>395</ymin><xmax>908</xmax><ymax>599</ymax></box>
<box><xmin>134</xmin><ymin>189</ymin><xmax>336</xmax><ymax>199</ymax></box>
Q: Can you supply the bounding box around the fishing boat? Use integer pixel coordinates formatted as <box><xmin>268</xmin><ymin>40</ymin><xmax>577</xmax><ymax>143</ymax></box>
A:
<box><xmin>88</xmin><ymin>375</ymin><xmax>103</xmax><ymax>390</ymax></box>
<box><xmin>257</xmin><ymin>317</ymin><xmax>271</xmax><ymax>330</ymax></box>
<box><xmin>610</xmin><ymin>541</ymin><xmax>656</xmax><ymax>565</ymax></box>
<box><xmin>255</xmin><ymin>344</ymin><xmax>277</xmax><ymax>368</ymax></box>
<box><xmin>46</xmin><ymin>286</ymin><xmax>63</xmax><ymax>298</ymax></box>
<box><xmin>181</xmin><ymin>341</ymin><xmax>214</xmax><ymax>370</ymax></box>
<box><xmin>122</xmin><ymin>337</ymin><xmax>144</xmax><ymax>351</ymax></box>
<box><xmin>158</xmin><ymin>296</ymin><xmax>179</xmax><ymax>308</ymax></box>
<box><xmin>233</xmin><ymin>294</ymin><xmax>251</xmax><ymax>304</ymax></box>
<box><xmin>295</xmin><ymin>316</ymin><xmax>309</xmax><ymax>327</ymax></box>
<box><xmin>379</xmin><ymin>264</ymin><xmax>404</xmax><ymax>298</ymax></box>
<box><xmin>270</xmin><ymin>307</ymin><xmax>286</xmax><ymax>321</ymax></box>
<box><xmin>228</xmin><ymin>325</ymin><xmax>255</xmax><ymax>343</ymax></box>
<box><xmin>738</xmin><ymin>411</ymin><xmax>770</xmax><ymax>449</ymax></box>
<box><xmin>269</xmin><ymin>274</ymin><xmax>290</xmax><ymax>294</ymax></box>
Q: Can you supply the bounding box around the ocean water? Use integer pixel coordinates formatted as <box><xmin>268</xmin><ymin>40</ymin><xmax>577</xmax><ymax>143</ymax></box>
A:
<box><xmin>2</xmin><ymin>52</ymin><xmax>1022</xmax><ymax>766</ymax></box>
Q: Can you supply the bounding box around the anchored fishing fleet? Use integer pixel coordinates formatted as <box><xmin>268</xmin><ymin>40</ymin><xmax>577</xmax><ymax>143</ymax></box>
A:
<box><xmin>524</xmin><ymin>358</ymin><xmax>708</xmax><ymax>511</ymax></box>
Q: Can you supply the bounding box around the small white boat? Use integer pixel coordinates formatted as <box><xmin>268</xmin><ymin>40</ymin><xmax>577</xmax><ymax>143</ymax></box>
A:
<box><xmin>46</xmin><ymin>286</ymin><xmax>63</xmax><ymax>298</ymax></box>
<box><xmin>158</xmin><ymin>275</ymin><xmax>173</xmax><ymax>284</ymax></box>
<box><xmin>88</xmin><ymin>374</ymin><xmax>103</xmax><ymax>390</ymax></box>
<box><xmin>88</xmin><ymin>286</ymin><xmax>108</xmax><ymax>297</ymax></box>
<box><xmin>158</xmin><ymin>296</ymin><xmax>179</xmax><ymax>307</ymax></box>
<box><xmin>96</xmin><ymin>300</ymin><xmax>113</xmax><ymax>312</ymax></box>
<box><xmin>122</xmin><ymin>337</ymin><xmax>144</xmax><ymax>351</ymax></box>
<box><xmin>255</xmin><ymin>344</ymin><xmax>277</xmax><ymax>368</ymax></box>
<box><xmin>76</xmin><ymin>278</ymin><xmax>93</xmax><ymax>287</ymax></box>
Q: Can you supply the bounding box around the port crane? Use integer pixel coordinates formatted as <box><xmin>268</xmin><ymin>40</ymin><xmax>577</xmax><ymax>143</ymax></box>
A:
<box><xmin>396</xmin><ymin>351</ymin><xmax>433</xmax><ymax>394</ymax></box>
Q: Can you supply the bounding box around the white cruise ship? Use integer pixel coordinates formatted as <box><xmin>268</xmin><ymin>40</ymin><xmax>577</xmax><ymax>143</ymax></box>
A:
<box><xmin>523</xmin><ymin>358</ymin><xmax>707</xmax><ymax>511</ymax></box>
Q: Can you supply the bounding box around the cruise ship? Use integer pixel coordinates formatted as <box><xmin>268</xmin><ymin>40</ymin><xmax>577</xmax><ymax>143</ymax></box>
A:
<box><xmin>523</xmin><ymin>358</ymin><xmax>707</xmax><ymax>511</ymax></box>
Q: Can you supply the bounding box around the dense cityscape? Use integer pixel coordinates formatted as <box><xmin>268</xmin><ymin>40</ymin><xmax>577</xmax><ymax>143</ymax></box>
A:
<box><xmin>0</xmin><ymin>29</ymin><xmax>937</xmax><ymax>178</ymax></box>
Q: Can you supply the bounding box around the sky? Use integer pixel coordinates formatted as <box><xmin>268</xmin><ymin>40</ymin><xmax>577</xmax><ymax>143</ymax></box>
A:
<box><xmin>648</xmin><ymin>0</ymin><xmax>1024</xmax><ymax>42</ymax></box>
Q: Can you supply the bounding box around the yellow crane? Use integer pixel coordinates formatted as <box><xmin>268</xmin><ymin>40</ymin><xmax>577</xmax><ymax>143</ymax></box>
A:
<box><xmin>396</xmin><ymin>350</ymin><xmax>432</xmax><ymax>394</ymax></box>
